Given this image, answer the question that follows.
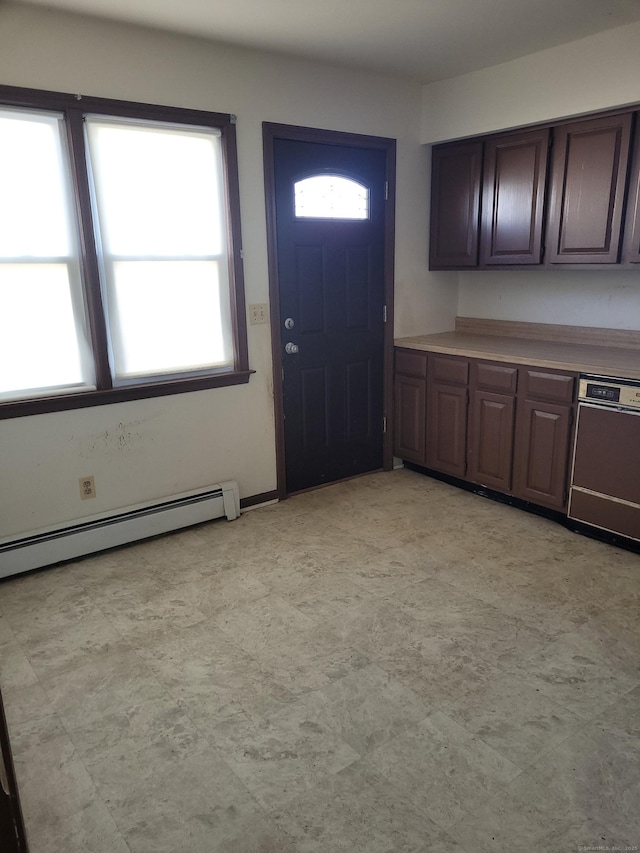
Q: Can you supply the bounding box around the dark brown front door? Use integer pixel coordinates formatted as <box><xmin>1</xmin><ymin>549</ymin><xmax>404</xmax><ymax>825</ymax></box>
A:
<box><xmin>265</xmin><ymin>127</ymin><xmax>394</xmax><ymax>495</ymax></box>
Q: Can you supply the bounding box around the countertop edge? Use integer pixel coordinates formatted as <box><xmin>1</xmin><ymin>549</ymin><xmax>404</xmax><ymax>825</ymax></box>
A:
<box><xmin>394</xmin><ymin>334</ymin><xmax>640</xmax><ymax>381</ymax></box>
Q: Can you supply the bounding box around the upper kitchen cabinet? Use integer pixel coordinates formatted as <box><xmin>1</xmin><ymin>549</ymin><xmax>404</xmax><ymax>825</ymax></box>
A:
<box><xmin>429</xmin><ymin>140</ymin><xmax>482</xmax><ymax>269</ymax></box>
<box><xmin>546</xmin><ymin>113</ymin><xmax>633</xmax><ymax>264</ymax></box>
<box><xmin>480</xmin><ymin>128</ymin><xmax>549</xmax><ymax>265</ymax></box>
<box><xmin>622</xmin><ymin>120</ymin><xmax>640</xmax><ymax>263</ymax></box>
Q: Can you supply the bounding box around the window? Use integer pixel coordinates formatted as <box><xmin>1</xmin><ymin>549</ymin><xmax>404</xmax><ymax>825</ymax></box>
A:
<box><xmin>0</xmin><ymin>86</ymin><xmax>249</xmax><ymax>418</ymax></box>
<box><xmin>294</xmin><ymin>174</ymin><xmax>369</xmax><ymax>219</ymax></box>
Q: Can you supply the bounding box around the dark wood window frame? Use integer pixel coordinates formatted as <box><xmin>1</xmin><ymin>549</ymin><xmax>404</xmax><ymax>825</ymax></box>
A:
<box><xmin>0</xmin><ymin>85</ymin><xmax>250</xmax><ymax>420</ymax></box>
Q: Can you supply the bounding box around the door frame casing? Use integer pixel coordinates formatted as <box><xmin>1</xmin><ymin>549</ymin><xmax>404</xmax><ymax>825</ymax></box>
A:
<box><xmin>263</xmin><ymin>122</ymin><xmax>397</xmax><ymax>499</ymax></box>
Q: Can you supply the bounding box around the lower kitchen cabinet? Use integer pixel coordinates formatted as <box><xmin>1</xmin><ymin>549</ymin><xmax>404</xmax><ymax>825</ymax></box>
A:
<box><xmin>425</xmin><ymin>383</ymin><xmax>468</xmax><ymax>478</ymax></box>
<box><xmin>512</xmin><ymin>399</ymin><xmax>572</xmax><ymax>510</ymax></box>
<box><xmin>394</xmin><ymin>373</ymin><xmax>426</xmax><ymax>464</ymax></box>
<box><xmin>394</xmin><ymin>348</ymin><xmax>577</xmax><ymax>514</ymax></box>
<box><xmin>511</xmin><ymin>368</ymin><xmax>576</xmax><ymax>510</ymax></box>
<box><xmin>394</xmin><ymin>349</ymin><xmax>427</xmax><ymax>465</ymax></box>
<box><xmin>467</xmin><ymin>390</ymin><xmax>515</xmax><ymax>492</ymax></box>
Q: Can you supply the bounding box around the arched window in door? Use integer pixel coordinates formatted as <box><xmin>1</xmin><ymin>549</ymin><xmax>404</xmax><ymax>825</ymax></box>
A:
<box><xmin>294</xmin><ymin>174</ymin><xmax>369</xmax><ymax>220</ymax></box>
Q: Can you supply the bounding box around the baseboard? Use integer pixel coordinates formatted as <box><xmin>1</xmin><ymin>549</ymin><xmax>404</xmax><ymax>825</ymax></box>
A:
<box><xmin>240</xmin><ymin>490</ymin><xmax>279</xmax><ymax>509</ymax></box>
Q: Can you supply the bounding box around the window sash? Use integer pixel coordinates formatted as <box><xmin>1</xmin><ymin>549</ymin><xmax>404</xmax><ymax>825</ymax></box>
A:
<box><xmin>84</xmin><ymin>116</ymin><xmax>235</xmax><ymax>384</ymax></box>
<box><xmin>0</xmin><ymin>108</ymin><xmax>95</xmax><ymax>400</ymax></box>
<box><xmin>0</xmin><ymin>86</ymin><xmax>249</xmax><ymax>418</ymax></box>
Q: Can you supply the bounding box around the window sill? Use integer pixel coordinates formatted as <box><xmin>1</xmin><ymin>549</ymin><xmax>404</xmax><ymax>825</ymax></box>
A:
<box><xmin>0</xmin><ymin>369</ymin><xmax>254</xmax><ymax>419</ymax></box>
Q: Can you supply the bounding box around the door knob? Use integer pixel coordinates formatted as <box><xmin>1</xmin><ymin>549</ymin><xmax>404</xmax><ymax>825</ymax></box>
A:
<box><xmin>284</xmin><ymin>342</ymin><xmax>299</xmax><ymax>354</ymax></box>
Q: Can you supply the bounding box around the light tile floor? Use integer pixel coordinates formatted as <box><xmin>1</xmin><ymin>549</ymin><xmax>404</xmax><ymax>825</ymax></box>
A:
<box><xmin>1</xmin><ymin>469</ymin><xmax>639</xmax><ymax>853</ymax></box>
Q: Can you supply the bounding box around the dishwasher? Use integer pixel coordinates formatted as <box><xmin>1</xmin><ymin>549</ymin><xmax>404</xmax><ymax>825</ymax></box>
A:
<box><xmin>568</xmin><ymin>374</ymin><xmax>640</xmax><ymax>544</ymax></box>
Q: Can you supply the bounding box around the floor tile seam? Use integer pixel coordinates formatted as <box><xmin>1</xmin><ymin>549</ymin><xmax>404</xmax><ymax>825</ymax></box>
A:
<box><xmin>460</xmin><ymin>707</ymin><xmax>597</xmax><ymax>776</ymax></box>
<box><xmin>541</xmin><ymin>629</ymin><xmax>640</xmax><ymax>675</ymax></box>
<box><xmin>209</xmin><ymin>604</ymin><xmax>335</xmax><ymax>673</ymax></box>
<box><xmin>367</xmin><ymin>748</ymin><xmax>528</xmax><ymax>838</ymax></box>
<box><xmin>16</xmin><ymin>720</ymin><xmax>108</xmax><ymax>816</ymax></box>
<box><xmin>260</xmin><ymin>660</ymin><xmax>435</xmax><ymax>754</ymax></box>
<box><xmin>38</xmin><ymin>648</ymin><xmax>185</xmax><ymax>755</ymax></box>
<box><xmin>363</xmin><ymin>660</ymin><xmax>478</xmax><ymax>716</ymax></box>
<box><xmin>455</xmin><ymin>632</ymin><xmax>549</xmax><ymax>676</ymax></box>
<box><xmin>180</xmin><ymin>706</ymin><xmax>309</xmax><ymax>825</ymax></box>
<box><xmin>251</xmin><ymin>590</ymin><xmax>360</xmax><ymax>638</ymax></box>
<box><xmin>586</xmin><ymin>601</ymin><xmax>640</xmax><ymax>631</ymax></box>
<box><xmin>90</xmin><ymin>588</ymin><xmax>212</xmax><ymax>647</ymax></box>
<box><xmin>554</xmin><ymin>809</ymin><xmax>638</xmax><ymax>851</ymax></box>
<box><xmin>456</xmin><ymin>666</ymin><xmax>598</xmax><ymax>722</ymax></box>
<box><xmin>19</xmin><ymin>636</ymin><xmax>135</xmax><ymax>686</ymax></box>
<box><xmin>410</xmin><ymin>582</ymin><xmax>535</xmax><ymax>627</ymax></box>
<box><xmin>69</xmin><ymin>712</ymin><xmax>271</xmax><ymax>843</ymax></box>
<box><xmin>342</xmin><ymin>572</ymin><xmax>431</xmax><ymax>599</ymax></box>
<box><xmin>8</xmin><ymin>708</ymin><xmax>73</xmax><ymax>767</ymax></box>
<box><xmin>0</xmin><ymin>631</ymin><xmax>41</xmax><ymax>693</ymax></box>
<box><xmin>558</xmin><ymin>680</ymin><xmax>640</xmax><ymax>732</ymax></box>
<box><xmin>0</xmin><ymin>580</ymin><xmax>105</xmax><ymax>633</ymax></box>
<box><xmin>9</xmin><ymin>574</ymin><xmax>138</xmax><ymax>649</ymax></box>
<box><xmin>585</xmin><ymin>817</ymin><xmax>636</xmax><ymax>850</ymax></box>
<box><xmin>260</xmin><ymin>756</ymin><xmax>407</xmax><ymax>823</ymax></box>
<box><xmin>361</xmin><ymin>704</ymin><xmax>525</xmax><ymax>786</ymax></box>
<box><xmin>55</xmin><ymin>795</ymin><xmax>136</xmax><ymax>853</ymax></box>
<box><xmin>421</xmin><ymin>705</ymin><xmax>527</xmax><ymax>774</ymax></box>
<box><xmin>441</xmin><ymin>765</ymin><xmax>547</xmax><ymax>838</ymax></box>
<box><xmin>127</xmin><ymin>642</ymin><xmax>205</xmax><ymax>709</ymax></box>
<box><xmin>3</xmin><ymin>607</ymin><xmax>125</xmax><ymax>656</ymax></box>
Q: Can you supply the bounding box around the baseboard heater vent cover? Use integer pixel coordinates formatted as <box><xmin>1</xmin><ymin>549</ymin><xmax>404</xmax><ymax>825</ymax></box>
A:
<box><xmin>0</xmin><ymin>480</ymin><xmax>240</xmax><ymax>580</ymax></box>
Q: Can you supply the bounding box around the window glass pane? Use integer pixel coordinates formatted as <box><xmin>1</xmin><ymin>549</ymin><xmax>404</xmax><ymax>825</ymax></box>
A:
<box><xmin>109</xmin><ymin>261</ymin><xmax>230</xmax><ymax>378</ymax></box>
<box><xmin>85</xmin><ymin>117</ymin><xmax>233</xmax><ymax>382</ymax></box>
<box><xmin>0</xmin><ymin>111</ymin><xmax>72</xmax><ymax>257</ymax></box>
<box><xmin>0</xmin><ymin>264</ymin><xmax>90</xmax><ymax>398</ymax></box>
<box><xmin>294</xmin><ymin>174</ymin><xmax>369</xmax><ymax>219</ymax></box>
<box><xmin>86</xmin><ymin>119</ymin><xmax>225</xmax><ymax>257</ymax></box>
<box><xmin>0</xmin><ymin>108</ymin><xmax>93</xmax><ymax>401</ymax></box>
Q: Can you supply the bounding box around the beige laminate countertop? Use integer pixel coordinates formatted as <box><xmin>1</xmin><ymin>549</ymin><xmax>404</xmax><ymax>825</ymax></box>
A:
<box><xmin>395</xmin><ymin>324</ymin><xmax>640</xmax><ymax>381</ymax></box>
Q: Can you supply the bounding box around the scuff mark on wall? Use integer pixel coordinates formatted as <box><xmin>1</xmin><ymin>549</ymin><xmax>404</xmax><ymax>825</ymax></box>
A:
<box><xmin>78</xmin><ymin>418</ymin><xmax>149</xmax><ymax>459</ymax></box>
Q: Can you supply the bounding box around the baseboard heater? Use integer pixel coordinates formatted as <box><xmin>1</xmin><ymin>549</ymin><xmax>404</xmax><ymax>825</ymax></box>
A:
<box><xmin>0</xmin><ymin>481</ymin><xmax>240</xmax><ymax>580</ymax></box>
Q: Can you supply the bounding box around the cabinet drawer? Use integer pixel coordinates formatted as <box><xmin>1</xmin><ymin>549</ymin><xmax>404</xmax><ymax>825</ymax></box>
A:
<box><xmin>430</xmin><ymin>354</ymin><xmax>469</xmax><ymax>386</ymax></box>
<box><xmin>473</xmin><ymin>362</ymin><xmax>518</xmax><ymax>393</ymax></box>
<box><xmin>523</xmin><ymin>370</ymin><xmax>575</xmax><ymax>403</ymax></box>
<box><xmin>395</xmin><ymin>349</ymin><xmax>427</xmax><ymax>378</ymax></box>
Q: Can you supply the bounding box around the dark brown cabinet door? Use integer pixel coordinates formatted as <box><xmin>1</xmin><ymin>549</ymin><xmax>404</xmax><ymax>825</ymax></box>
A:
<box><xmin>513</xmin><ymin>400</ymin><xmax>572</xmax><ymax>510</ymax></box>
<box><xmin>623</xmin><ymin>116</ymin><xmax>640</xmax><ymax>263</ymax></box>
<box><xmin>425</xmin><ymin>383</ymin><xmax>468</xmax><ymax>478</ymax></box>
<box><xmin>0</xmin><ymin>691</ymin><xmax>29</xmax><ymax>853</ymax></box>
<box><xmin>394</xmin><ymin>374</ymin><xmax>426</xmax><ymax>464</ymax></box>
<box><xmin>430</xmin><ymin>141</ymin><xmax>482</xmax><ymax>269</ymax></box>
<box><xmin>480</xmin><ymin>128</ymin><xmax>549</xmax><ymax>265</ymax></box>
<box><xmin>547</xmin><ymin>113</ymin><xmax>633</xmax><ymax>264</ymax></box>
<box><xmin>468</xmin><ymin>390</ymin><xmax>515</xmax><ymax>492</ymax></box>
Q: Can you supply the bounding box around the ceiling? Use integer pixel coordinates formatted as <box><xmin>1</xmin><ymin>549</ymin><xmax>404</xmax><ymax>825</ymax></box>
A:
<box><xmin>13</xmin><ymin>0</ymin><xmax>640</xmax><ymax>82</ymax></box>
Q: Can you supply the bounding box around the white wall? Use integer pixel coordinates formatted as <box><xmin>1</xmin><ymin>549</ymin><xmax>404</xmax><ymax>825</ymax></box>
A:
<box><xmin>458</xmin><ymin>270</ymin><xmax>640</xmax><ymax>330</ymax></box>
<box><xmin>0</xmin><ymin>3</ymin><xmax>454</xmax><ymax>540</ymax></box>
<box><xmin>421</xmin><ymin>21</ymin><xmax>640</xmax><ymax>144</ymax></box>
<box><xmin>420</xmin><ymin>20</ymin><xmax>640</xmax><ymax>332</ymax></box>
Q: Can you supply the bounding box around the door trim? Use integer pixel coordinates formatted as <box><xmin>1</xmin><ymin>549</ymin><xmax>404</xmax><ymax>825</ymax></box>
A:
<box><xmin>263</xmin><ymin>122</ymin><xmax>396</xmax><ymax>499</ymax></box>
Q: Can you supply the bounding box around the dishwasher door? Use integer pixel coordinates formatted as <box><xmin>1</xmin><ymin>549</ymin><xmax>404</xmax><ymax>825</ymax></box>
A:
<box><xmin>569</xmin><ymin>402</ymin><xmax>640</xmax><ymax>542</ymax></box>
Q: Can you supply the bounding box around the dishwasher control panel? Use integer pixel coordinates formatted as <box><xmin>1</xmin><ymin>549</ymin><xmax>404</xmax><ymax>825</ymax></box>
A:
<box><xmin>579</xmin><ymin>376</ymin><xmax>640</xmax><ymax>410</ymax></box>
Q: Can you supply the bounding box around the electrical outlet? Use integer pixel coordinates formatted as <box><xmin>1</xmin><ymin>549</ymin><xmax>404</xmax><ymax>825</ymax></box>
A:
<box><xmin>248</xmin><ymin>303</ymin><xmax>268</xmax><ymax>325</ymax></box>
<box><xmin>79</xmin><ymin>475</ymin><xmax>96</xmax><ymax>500</ymax></box>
